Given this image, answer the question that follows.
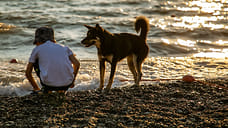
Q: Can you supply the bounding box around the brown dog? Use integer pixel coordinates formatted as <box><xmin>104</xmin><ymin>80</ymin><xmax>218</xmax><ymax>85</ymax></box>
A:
<box><xmin>81</xmin><ymin>16</ymin><xmax>150</xmax><ymax>91</ymax></box>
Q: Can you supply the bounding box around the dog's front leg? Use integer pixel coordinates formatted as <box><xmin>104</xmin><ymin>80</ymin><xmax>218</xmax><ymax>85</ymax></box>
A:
<box><xmin>99</xmin><ymin>59</ymin><xmax>105</xmax><ymax>90</ymax></box>
<box><xmin>105</xmin><ymin>61</ymin><xmax>117</xmax><ymax>91</ymax></box>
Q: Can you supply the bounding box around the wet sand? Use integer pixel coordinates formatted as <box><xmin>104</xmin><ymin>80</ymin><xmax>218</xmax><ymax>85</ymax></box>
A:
<box><xmin>0</xmin><ymin>79</ymin><xmax>227</xmax><ymax>127</ymax></box>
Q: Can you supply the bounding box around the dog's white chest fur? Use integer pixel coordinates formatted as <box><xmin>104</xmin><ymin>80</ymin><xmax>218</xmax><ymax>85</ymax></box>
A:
<box><xmin>99</xmin><ymin>55</ymin><xmax>113</xmax><ymax>63</ymax></box>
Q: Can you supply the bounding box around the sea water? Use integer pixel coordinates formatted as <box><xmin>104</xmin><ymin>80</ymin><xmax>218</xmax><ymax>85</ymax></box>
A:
<box><xmin>0</xmin><ymin>0</ymin><xmax>228</xmax><ymax>96</ymax></box>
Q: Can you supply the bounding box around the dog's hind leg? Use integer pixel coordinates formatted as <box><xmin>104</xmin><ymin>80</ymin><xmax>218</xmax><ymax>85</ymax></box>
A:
<box><xmin>127</xmin><ymin>55</ymin><xmax>137</xmax><ymax>83</ymax></box>
<box><xmin>99</xmin><ymin>59</ymin><xmax>105</xmax><ymax>90</ymax></box>
<box><xmin>105</xmin><ymin>61</ymin><xmax>117</xmax><ymax>91</ymax></box>
<box><xmin>134</xmin><ymin>55</ymin><xmax>144</xmax><ymax>85</ymax></box>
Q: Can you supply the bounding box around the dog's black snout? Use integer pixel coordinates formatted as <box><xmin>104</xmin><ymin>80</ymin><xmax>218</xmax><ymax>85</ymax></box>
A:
<box><xmin>81</xmin><ymin>39</ymin><xmax>85</xmax><ymax>44</ymax></box>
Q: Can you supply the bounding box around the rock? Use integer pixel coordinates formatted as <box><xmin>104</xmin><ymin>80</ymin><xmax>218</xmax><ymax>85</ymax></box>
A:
<box><xmin>9</xmin><ymin>59</ymin><xmax>18</xmax><ymax>63</ymax></box>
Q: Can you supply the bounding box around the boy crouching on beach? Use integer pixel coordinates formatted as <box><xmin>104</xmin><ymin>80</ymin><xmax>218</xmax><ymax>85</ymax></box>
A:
<box><xmin>26</xmin><ymin>26</ymin><xmax>80</xmax><ymax>94</ymax></box>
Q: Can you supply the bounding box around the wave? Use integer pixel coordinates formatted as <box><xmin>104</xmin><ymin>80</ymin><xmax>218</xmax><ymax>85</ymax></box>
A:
<box><xmin>148</xmin><ymin>42</ymin><xmax>196</xmax><ymax>56</ymax></box>
<box><xmin>1</xmin><ymin>56</ymin><xmax>228</xmax><ymax>96</ymax></box>
<box><xmin>197</xmin><ymin>40</ymin><xmax>228</xmax><ymax>48</ymax></box>
<box><xmin>0</xmin><ymin>0</ymin><xmax>227</xmax><ymax>60</ymax></box>
<box><xmin>151</xmin><ymin>25</ymin><xmax>228</xmax><ymax>42</ymax></box>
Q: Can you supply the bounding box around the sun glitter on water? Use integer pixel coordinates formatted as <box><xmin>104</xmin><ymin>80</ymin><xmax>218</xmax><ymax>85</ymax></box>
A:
<box><xmin>159</xmin><ymin>0</ymin><xmax>228</xmax><ymax>58</ymax></box>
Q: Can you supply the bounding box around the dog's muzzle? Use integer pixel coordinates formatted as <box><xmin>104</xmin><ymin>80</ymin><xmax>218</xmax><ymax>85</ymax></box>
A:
<box><xmin>81</xmin><ymin>36</ymin><xmax>100</xmax><ymax>47</ymax></box>
<box><xmin>81</xmin><ymin>39</ymin><xmax>96</xmax><ymax>47</ymax></box>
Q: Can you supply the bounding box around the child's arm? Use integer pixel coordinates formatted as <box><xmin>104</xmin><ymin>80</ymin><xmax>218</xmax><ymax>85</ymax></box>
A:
<box><xmin>25</xmin><ymin>62</ymin><xmax>41</xmax><ymax>91</ymax></box>
<box><xmin>69</xmin><ymin>54</ymin><xmax>80</xmax><ymax>88</ymax></box>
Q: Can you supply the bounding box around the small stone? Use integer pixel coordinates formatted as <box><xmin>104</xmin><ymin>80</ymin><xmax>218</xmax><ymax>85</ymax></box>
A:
<box><xmin>10</xmin><ymin>59</ymin><xmax>18</xmax><ymax>63</ymax></box>
<box><xmin>179</xmin><ymin>118</ymin><xmax>186</xmax><ymax>122</ymax></box>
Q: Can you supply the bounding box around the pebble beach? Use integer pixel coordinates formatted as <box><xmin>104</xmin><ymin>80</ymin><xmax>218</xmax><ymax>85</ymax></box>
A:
<box><xmin>1</xmin><ymin>79</ymin><xmax>227</xmax><ymax>127</ymax></box>
<box><xmin>1</xmin><ymin>0</ymin><xmax>228</xmax><ymax>127</ymax></box>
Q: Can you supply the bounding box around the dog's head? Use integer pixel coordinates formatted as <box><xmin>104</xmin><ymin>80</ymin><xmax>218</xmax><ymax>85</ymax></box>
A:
<box><xmin>81</xmin><ymin>24</ymin><xmax>104</xmax><ymax>48</ymax></box>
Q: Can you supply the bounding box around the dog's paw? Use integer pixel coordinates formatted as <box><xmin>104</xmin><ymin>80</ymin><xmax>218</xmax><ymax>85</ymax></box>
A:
<box><xmin>104</xmin><ymin>88</ymin><xmax>111</xmax><ymax>94</ymax></box>
<box><xmin>95</xmin><ymin>88</ymin><xmax>103</xmax><ymax>93</ymax></box>
<box><xmin>131</xmin><ymin>84</ymin><xmax>140</xmax><ymax>88</ymax></box>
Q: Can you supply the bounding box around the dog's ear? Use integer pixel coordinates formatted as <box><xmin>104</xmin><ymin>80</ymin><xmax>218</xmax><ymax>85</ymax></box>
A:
<box><xmin>84</xmin><ymin>24</ymin><xmax>93</xmax><ymax>29</ymax></box>
<box><xmin>95</xmin><ymin>24</ymin><xmax>104</xmax><ymax>31</ymax></box>
<box><xmin>96</xmin><ymin>24</ymin><xmax>100</xmax><ymax>28</ymax></box>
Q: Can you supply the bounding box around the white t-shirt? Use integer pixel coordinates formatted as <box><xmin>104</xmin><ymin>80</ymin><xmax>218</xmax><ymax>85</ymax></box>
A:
<box><xmin>29</xmin><ymin>41</ymin><xmax>74</xmax><ymax>87</ymax></box>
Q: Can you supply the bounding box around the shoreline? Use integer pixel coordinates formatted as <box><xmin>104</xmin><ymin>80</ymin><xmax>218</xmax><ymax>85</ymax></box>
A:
<box><xmin>1</xmin><ymin>56</ymin><xmax>228</xmax><ymax>97</ymax></box>
<box><xmin>1</xmin><ymin>79</ymin><xmax>227</xmax><ymax>127</ymax></box>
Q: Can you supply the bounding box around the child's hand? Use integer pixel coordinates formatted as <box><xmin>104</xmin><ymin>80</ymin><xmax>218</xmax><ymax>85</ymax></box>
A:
<box><xmin>70</xmin><ymin>79</ymin><xmax>75</xmax><ymax>88</ymax></box>
<box><xmin>70</xmin><ymin>84</ymin><xmax>75</xmax><ymax>88</ymax></box>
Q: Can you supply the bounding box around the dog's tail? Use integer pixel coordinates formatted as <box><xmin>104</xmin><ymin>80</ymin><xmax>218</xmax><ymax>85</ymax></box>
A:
<box><xmin>135</xmin><ymin>16</ymin><xmax>150</xmax><ymax>40</ymax></box>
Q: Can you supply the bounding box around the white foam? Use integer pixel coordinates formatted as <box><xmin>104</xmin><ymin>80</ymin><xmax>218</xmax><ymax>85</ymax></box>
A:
<box><xmin>69</xmin><ymin>72</ymin><xmax>133</xmax><ymax>92</ymax></box>
<box><xmin>0</xmin><ymin>79</ymin><xmax>34</xmax><ymax>96</ymax></box>
<box><xmin>1</xmin><ymin>57</ymin><xmax>227</xmax><ymax>96</ymax></box>
<box><xmin>0</xmin><ymin>73</ymin><xmax>131</xmax><ymax>96</ymax></box>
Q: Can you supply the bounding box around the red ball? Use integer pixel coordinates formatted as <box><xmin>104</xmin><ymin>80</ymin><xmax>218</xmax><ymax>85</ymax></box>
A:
<box><xmin>182</xmin><ymin>75</ymin><xmax>195</xmax><ymax>83</ymax></box>
<box><xmin>10</xmin><ymin>59</ymin><xmax>18</xmax><ymax>63</ymax></box>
